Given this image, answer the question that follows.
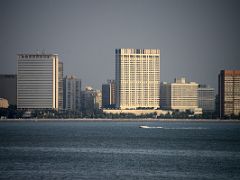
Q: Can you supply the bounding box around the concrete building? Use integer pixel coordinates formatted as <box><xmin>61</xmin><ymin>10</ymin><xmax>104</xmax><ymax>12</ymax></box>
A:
<box><xmin>102</xmin><ymin>80</ymin><xmax>116</xmax><ymax>108</ymax></box>
<box><xmin>81</xmin><ymin>87</ymin><xmax>102</xmax><ymax>114</ymax></box>
<box><xmin>197</xmin><ymin>85</ymin><xmax>215</xmax><ymax>113</ymax></box>
<box><xmin>17</xmin><ymin>53</ymin><xmax>63</xmax><ymax>110</ymax></box>
<box><xmin>0</xmin><ymin>74</ymin><xmax>17</xmax><ymax>105</ymax></box>
<box><xmin>115</xmin><ymin>48</ymin><xmax>160</xmax><ymax>109</ymax></box>
<box><xmin>0</xmin><ymin>98</ymin><xmax>9</xmax><ymax>108</ymax></box>
<box><xmin>160</xmin><ymin>78</ymin><xmax>200</xmax><ymax>113</ymax></box>
<box><xmin>63</xmin><ymin>75</ymin><xmax>81</xmax><ymax>112</ymax></box>
<box><xmin>219</xmin><ymin>70</ymin><xmax>240</xmax><ymax>117</ymax></box>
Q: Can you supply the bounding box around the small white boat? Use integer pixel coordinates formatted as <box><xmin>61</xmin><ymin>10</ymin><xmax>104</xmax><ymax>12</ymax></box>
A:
<box><xmin>139</xmin><ymin>125</ymin><xmax>163</xmax><ymax>129</ymax></box>
<box><xmin>139</xmin><ymin>125</ymin><xmax>150</xmax><ymax>128</ymax></box>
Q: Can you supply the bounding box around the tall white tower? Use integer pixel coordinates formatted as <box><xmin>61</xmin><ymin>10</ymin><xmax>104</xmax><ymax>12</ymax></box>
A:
<box><xmin>115</xmin><ymin>48</ymin><xmax>160</xmax><ymax>109</ymax></box>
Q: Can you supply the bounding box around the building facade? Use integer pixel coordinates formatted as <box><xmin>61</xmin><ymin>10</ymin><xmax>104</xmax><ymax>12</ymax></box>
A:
<box><xmin>115</xmin><ymin>48</ymin><xmax>160</xmax><ymax>109</ymax></box>
<box><xmin>17</xmin><ymin>53</ymin><xmax>63</xmax><ymax>110</ymax></box>
<box><xmin>160</xmin><ymin>78</ymin><xmax>200</xmax><ymax>112</ymax></box>
<box><xmin>219</xmin><ymin>70</ymin><xmax>240</xmax><ymax>117</ymax></box>
<box><xmin>0</xmin><ymin>74</ymin><xmax>17</xmax><ymax>105</ymax></box>
<box><xmin>58</xmin><ymin>61</ymin><xmax>63</xmax><ymax>110</ymax></box>
<box><xmin>102</xmin><ymin>80</ymin><xmax>116</xmax><ymax>108</ymax></box>
<box><xmin>197</xmin><ymin>85</ymin><xmax>215</xmax><ymax>113</ymax></box>
<box><xmin>63</xmin><ymin>75</ymin><xmax>81</xmax><ymax>111</ymax></box>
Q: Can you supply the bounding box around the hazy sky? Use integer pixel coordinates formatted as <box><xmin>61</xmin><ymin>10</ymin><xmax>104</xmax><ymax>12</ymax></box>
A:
<box><xmin>0</xmin><ymin>0</ymin><xmax>239</xmax><ymax>91</ymax></box>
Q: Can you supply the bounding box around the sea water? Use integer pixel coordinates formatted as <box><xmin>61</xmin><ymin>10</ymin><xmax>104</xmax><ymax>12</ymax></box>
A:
<box><xmin>0</xmin><ymin>121</ymin><xmax>240</xmax><ymax>179</ymax></box>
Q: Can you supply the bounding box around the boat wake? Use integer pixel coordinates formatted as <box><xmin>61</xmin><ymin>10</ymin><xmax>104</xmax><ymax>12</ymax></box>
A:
<box><xmin>164</xmin><ymin>127</ymin><xmax>208</xmax><ymax>130</ymax></box>
<box><xmin>139</xmin><ymin>126</ymin><xmax>208</xmax><ymax>130</ymax></box>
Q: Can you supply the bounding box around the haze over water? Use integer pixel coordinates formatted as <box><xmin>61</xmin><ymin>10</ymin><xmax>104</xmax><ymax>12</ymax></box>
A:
<box><xmin>0</xmin><ymin>121</ymin><xmax>240</xmax><ymax>179</ymax></box>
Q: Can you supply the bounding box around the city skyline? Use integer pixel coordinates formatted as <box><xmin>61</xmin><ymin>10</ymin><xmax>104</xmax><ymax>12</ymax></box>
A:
<box><xmin>1</xmin><ymin>0</ymin><xmax>239</xmax><ymax>90</ymax></box>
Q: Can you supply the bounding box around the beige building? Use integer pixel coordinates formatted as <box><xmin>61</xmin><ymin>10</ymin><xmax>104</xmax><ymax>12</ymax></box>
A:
<box><xmin>219</xmin><ymin>70</ymin><xmax>240</xmax><ymax>117</ymax></box>
<box><xmin>17</xmin><ymin>53</ymin><xmax>63</xmax><ymax>110</ymax></box>
<box><xmin>115</xmin><ymin>48</ymin><xmax>160</xmax><ymax>109</ymax></box>
<box><xmin>161</xmin><ymin>78</ymin><xmax>200</xmax><ymax>113</ymax></box>
<box><xmin>0</xmin><ymin>98</ymin><xmax>9</xmax><ymax>108</ymax></box>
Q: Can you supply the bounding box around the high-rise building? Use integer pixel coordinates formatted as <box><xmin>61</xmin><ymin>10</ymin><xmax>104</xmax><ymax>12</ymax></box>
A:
<box><xmin>160</xmin><ymin>78</ymin><xmax>200</xmax><ymax>112</ymax></box>
<box><xmin>81</xmin><ymin>87</ymin><xmax>102</xmax><ymax>114</ymax></box>
<box><xmin>0</xmin><ymin>74</ymin><xmax>17</xmax><ymax>105</ymax></box>
<box><xmin>115</xmin><ymin>48</ymin><xmax>160</xmax><ymax>109</ymax></box>
<box><xmin>198</xmin><ymin>85</ymin><xmax>215</xmax><ymax>113</ymax></box>
<box><xmin>218</xmin><ymin>70</ymin><xmax>240</xmax><ymax>117</ymax></box>
<box><xmin>102</xmin><ymin>80</ymin><xmax>116</xmax><ymax>108</ymax></box>
<box><xmin>17</xmin><ymin>53</ymin><xmax>63</xmax><ymax>110</ymax></box>
<box><xmin>63</xmin><ymin>75</ymin><xmax>81</xmax><ymax>111</ymax></box>
<box><xmin>81</xmin><ymin>87</ymin><xmax>94</xmax><ymax>114</ymax></box>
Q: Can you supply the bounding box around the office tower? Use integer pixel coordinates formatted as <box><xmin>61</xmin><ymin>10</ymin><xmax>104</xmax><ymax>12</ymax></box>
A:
<box><xmin>63</xmin><ymin>75</ymin><xmax>81</xmax><ymax>111</ymax></box>
<box><xmin>102</xmin><ymin>80</ymin><xmax>116</xmax><ymax>108</ymax></box>
<box><xmin>17</xmin><ymin>53</ymin><xmax>63</xmax><ymax>110</ymax></box>
<box><xmin>0</xmin><ymin>74</ymin><xmax>17</xmax><ymax>105</ymax></box>
<box><xmin>197</xmin><ymin>85</ymin><xmax>215</xmax><ymax>113</ymax></box>
<box><xmin>115</xmin><ymin>48</ymin><xmax>160</xmax><ymax>109</ymax></box>
<box><xmin>160</xmin><ymin>78</ymin><xmax>199</xmax><ymax>112</ymax></box>
<box><xmin>219</xmin><ymin>70</ymin><xmax>240</xmax><ymax>117</ymax></box>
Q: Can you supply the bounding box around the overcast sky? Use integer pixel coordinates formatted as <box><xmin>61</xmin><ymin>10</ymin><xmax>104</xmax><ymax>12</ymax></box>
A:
<box><xmin>0</xmin><ymin>0</ymin><xmax>239</xmax><ymax>91</ymax></box>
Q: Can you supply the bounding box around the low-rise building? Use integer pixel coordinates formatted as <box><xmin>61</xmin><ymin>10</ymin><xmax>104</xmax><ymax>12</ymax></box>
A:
<box><xmin>160</xmin><ymin>77</ymin><xmax>201</xmax><ymax>114</ymax></box>
<box><xmin>103</xmin><ymin>109</ymin><xmax>172</xmax><ymax>116</ymax></box>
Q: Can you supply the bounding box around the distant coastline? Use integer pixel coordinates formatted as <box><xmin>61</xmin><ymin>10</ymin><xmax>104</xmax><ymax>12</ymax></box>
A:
<box><xmin>0</xmin><ymin>118</ymin><xmax>240</xmax><ymax>123</ymax></box>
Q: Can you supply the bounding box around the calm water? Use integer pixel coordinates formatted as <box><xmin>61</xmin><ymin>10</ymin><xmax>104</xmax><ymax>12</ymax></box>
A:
<box><xmin>0</xmin><ymin>121</ymin><xmax>240</xmax><ymax>179</ymax></box>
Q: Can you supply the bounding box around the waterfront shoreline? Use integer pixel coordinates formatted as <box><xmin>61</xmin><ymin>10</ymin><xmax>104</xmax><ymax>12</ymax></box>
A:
<box><xmin>0</xmin><ymin>118</ymin><xmax>240</xmax><ymax>123</ymax></box>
